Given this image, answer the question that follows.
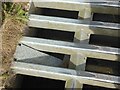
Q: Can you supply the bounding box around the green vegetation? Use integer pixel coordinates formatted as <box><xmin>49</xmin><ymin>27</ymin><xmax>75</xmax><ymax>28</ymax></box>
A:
<box><xmin>2</xmin><ymin>2</ymin><xmax>28</xmax><ymax>24</ymax></box>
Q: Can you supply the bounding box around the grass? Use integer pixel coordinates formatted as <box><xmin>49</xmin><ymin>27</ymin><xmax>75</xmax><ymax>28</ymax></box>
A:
<box><xmin>1</xmin><ymin>2</ymin><xmax>29</xmax><ymax>89</ymax></box>
<box><xmin>2</xmin><ymin>2</ymin><xmax>28</xmax><ymax>24</ymax></box>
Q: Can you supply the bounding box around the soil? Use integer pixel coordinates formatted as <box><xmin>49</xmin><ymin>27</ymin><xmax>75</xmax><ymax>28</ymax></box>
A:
<box><xmin>0</xmin><ymin>18</ymin><xmax>25</xmax><ymax>89</ymax></box>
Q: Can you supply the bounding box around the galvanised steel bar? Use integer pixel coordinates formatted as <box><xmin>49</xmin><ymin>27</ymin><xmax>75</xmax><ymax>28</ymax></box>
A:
<box><xmin>32</xmin><ymin>0</ymin><xmax>120</xmax><ymax>16</ymax></box>
<box><xmin>11</xmin><ymin>62</ymin><xmax>120</xmax><ymax>89</ymax></box>
<box><xmin>19</xmin><ymin>37</ymin><xmax>120</xmax><ymax>62</ymax></box>
<box><xmin>28</xmin><ymin>14</ymin><xmax>120</xmax><ymax>37</ymax></box>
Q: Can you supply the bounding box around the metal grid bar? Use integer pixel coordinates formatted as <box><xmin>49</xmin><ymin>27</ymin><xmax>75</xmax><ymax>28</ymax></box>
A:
<box><xmin>11</xmin><ymin>62</ymin><xmax>120</xmax><ymax>89</ymax></box>
<box><xmin>28</xmin><ymin>14</ymin><xmax>120</xmax><ymax>37</ymax></box>
<box><xmin>32</xmin><ymin>0</ymin><xmax>120</xmax><ymax>15</ymax></box>
<box><xmin>19</xmin><ymin>37</ymin><xmax>120</xmax><ymax>62</ymax></box>
<box><xmin>12</xmin><ymin>1</ymin><xmax>120</xmax><ymax>89</ymax></box>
